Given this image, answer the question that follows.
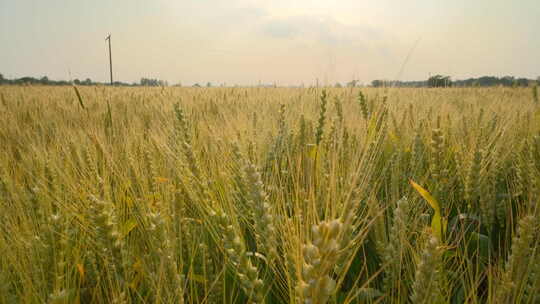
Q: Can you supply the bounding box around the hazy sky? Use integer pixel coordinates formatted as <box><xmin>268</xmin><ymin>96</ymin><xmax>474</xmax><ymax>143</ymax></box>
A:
<box><xmin>1</xmin><ymin>0</ymin><xmax>539</xmax><ymax>85</ymax></box>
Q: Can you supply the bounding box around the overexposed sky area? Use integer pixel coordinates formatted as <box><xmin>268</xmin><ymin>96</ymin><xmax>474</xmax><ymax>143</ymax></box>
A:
<box><xmin>1</xmin><ymin>0</ymin><xmax>539</xmax><ymax>85</ymax></box>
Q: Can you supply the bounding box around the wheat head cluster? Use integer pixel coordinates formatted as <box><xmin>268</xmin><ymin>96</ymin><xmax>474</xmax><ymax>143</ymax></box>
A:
<box><xmin>0</xmin><ymin>85</ymin><xmax>539</xmax><ymax>303</ymax></box>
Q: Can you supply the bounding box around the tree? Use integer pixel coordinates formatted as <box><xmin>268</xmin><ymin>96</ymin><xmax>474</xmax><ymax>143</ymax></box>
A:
<box><xmin>206</xmin><ymin>82</ymin><xmax>212</xmax><ymax>87</ymax></box>
<box><xmin>141</xmin><ymin>78</ymin><xmax>158</xmax><ymax>86</ymax></box>
<box><xmin>500</xmin><ymin>76</ymin><xmax>515</xmax><ymax>86</ymax></box>
<box><xmin>140</xmin><ymin>78</ymin><xmax>167</xmax><ymax>87</ymax></box>
<box><xmin>428</xmin><ymin>75</ymin><xmax>452</xmax><ymax>88</ymax></box>
<box><xmin>347</xmin><ymin>80</ymin><xmax>358</xmax><ymax>87</ymax></box>
<box><xmin>73</xmin><ymin>79</ymin><xmax>81</xmax><ymax>85</ymax></box>
<box><xmin>17</xmin><ymin>77</ymin><xmax>38</xmax><ymax>85</ymax></box>
<box><xmin>371</xmin><ymin>80</ymin><xmax>384</xmax><ymax>87</ymax></box>
<box><xmin>515</xmin><ymin>78</ymin><xmax>529</xmax><ymax>87</ymax></box>
<box><xmin>40</xmin><ymin>76</ymin><xmax>49</xmax><ymax>85</ymax></box>
<box><xmin>334</xmin><ymin>82</ymin><xmax>342</xmax><ymax>88</ymax></box>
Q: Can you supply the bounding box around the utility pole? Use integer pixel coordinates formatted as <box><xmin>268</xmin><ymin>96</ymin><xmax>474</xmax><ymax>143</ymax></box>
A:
<box><xmin>105</xmin><ymin>34</ymin><xmax>113</xmax><ymax>85</ymax></box>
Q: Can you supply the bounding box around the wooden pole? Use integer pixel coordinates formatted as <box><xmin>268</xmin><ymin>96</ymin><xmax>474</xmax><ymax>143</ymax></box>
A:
<box><xmin>106</xmin><ymin>34</ymin><xmax>113</xmax><ymax>85</ymax></box>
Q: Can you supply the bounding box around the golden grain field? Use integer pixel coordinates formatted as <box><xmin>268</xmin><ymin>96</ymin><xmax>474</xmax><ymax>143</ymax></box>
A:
<box><xmin>0</xmin><ymin>85</ymin><xmax>539</xmax><ymax>303</ymax></box>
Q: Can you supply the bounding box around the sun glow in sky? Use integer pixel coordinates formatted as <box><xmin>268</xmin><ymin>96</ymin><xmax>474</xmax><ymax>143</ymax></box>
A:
<box><xmin>1</xmin><ymin>0</ymin><xmax>539</xmax><ymax>85</ymax></box>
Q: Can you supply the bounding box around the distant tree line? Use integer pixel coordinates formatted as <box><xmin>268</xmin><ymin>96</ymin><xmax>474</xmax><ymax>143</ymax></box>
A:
<box><xmin>0</xmin><ymin>74</ymin><xmax>73</xmax><ymax>86</ymax></box>
<box><xmin>453</xmin><ymin>76</ymin><xmax>534</xmax><ymax>87</ymax></box>
<box><xmin>2</xmin><ymin>72</ymin><xmax>539</xmax><ymax>88</ymax></box>
<box><xmin>370</xmin><ymin>75</ymin><xmax>539</xmax><ymax>88</ymax></box>
<box><xmin>140</xmin><ymin>78</ymin><xmax>168</xmax><ymax>86</ymax></box>
<box><xmin>0</xmin><ymin>73</ymin><xmax>169</xmax><ymax>87</ymax></box>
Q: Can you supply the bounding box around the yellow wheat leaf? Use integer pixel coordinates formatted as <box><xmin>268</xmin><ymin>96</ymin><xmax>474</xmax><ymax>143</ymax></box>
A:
<box><xmin>409</xmin><ymin>180</ymin><xmax>447</xmax><ymax>240</ymax></box>
<box><xmin>121</xmin><ymin>218</ymin><xmax>138</xmax><ymax>239</ymax></box>
<box><xmin>431</xmin><ymin>213</ymin><xmax>447</xmax><ymax>241</ymax></box>
<box><xmin>76</xmin><ymin>264</ymin><xmax>85</xmax><ymax>282</ymax></box>
<box><xmin>154</xmin><ymin>177</ymin><xmax>170</xmax><ymax>183</ymax></box>
<box><xmin>409</xmin><ymin>180</ymin><xmax>441</xmax><ymax>214</ymax></box>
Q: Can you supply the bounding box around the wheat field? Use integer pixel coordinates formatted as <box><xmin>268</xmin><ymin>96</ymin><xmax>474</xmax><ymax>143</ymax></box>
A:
<box><xmin>0</xmin><ymin>85</ymin><xmax>539</xmax><ymax>303</ymax></box>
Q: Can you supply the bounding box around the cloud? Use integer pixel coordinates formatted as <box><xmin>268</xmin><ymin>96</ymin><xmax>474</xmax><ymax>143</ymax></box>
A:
<box><xmin>259</xmin><ymin>14</ymin><xmax>397</xmax><ymax>54</ymax></box>
<box><xmin>262</xmin><ymin>15</ymin><xmax>344</xmax><ymax>44</ymax></box>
